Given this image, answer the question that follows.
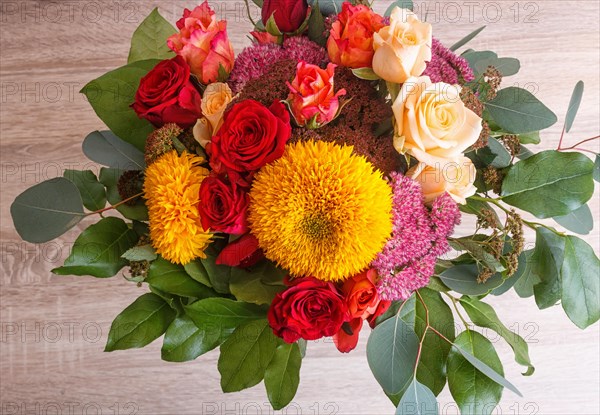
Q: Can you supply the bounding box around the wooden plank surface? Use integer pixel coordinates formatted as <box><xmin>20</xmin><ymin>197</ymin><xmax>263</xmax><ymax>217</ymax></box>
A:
<box><xmin>1</xmin><ymin>1</ymin><xmax>599</xmax><ymax>414</ymax></box>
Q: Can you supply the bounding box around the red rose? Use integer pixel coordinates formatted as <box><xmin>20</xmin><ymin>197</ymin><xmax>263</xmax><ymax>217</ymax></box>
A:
<box><xmin>333</xmin><ymin>269</ymin><xmax>391</xmax><ymax>353</ymax></box>
<box><xmin>268</xmin><ymin>277</ymin><xmax>347</xmax><ymax>343</ymax></box>
<box><xmin>198</xmin><ymin>175</ymin><xmax>249</xmax><ymax>235</ymax></box>
<box><xmin>132</xmin><ymin>56</ymin><xmax>201</xmax><ymax>128</ymax></box>
<box><xmin>261</xmin><ymin>0</ymin><xmax>309</xmax><ymax>33</ymax></box>
<box><xmin>208</xmin><ymin>100</ymin><xmax>291</xmax><ymax>174</ymax></box>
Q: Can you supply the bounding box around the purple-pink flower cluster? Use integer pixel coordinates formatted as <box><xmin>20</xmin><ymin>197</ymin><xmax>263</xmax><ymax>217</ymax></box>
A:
<box><xmin>228</xmin><ymin>37</ymin><xmax>328</xmax><ymax>93</ymax></box>
<box><xmin>371</xmin><ymin>173</ymin><xmax>460</xmax><ymax>300</ymax></box>
<box><xmin>423</xmin><ymin>38</ymin><xmax>475</xmax><ymax>85</ymax></box>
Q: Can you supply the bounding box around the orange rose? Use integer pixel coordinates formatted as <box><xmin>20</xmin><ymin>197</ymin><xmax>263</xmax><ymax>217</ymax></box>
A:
<box><xmin>327</xmin><ymin>3</ymin><xmax>385</xmax><ymax>69</ymax></box>
<box><xmin>286</xmin><ymin>62</ymin><xmax>346</xmax><ymax>128</ymax></box>
<box><xmin>333</xmin><ymin>269</ymin><xmax>390</xmax><ymax>353</ymax></box>
<box><xmin>342</xmin><ymin>268</ymin><xmax>382</xmax><ymax>319</ymax></box>
<box><xmin>167</xmin><ymin>1</ymin><xmax>235</xmax><ymax>84</ymax></box>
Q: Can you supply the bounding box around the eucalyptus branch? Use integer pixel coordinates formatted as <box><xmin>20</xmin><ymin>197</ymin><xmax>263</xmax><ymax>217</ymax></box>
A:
<box><xmin>87</xmin><ymin>192</ymin><xmax>143</xmax><ymax>216</ymax></box>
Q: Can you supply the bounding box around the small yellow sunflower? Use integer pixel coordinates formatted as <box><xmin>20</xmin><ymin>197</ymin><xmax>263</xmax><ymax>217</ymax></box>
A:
<box><xmin>144</xmin><ymin>150</ymin><xmax>212</xmax><ymax>265</ymax></box>
<box><xmin>248</xmin><ymin>141</ymin><xmax>393</xmax><ymax>282</ymax></box>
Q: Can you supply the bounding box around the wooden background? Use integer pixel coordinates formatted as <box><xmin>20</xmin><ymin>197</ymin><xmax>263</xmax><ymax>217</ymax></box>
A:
<box><xmin>1</xmin><ymin>1</ymin><xmax>599</xmax><ymax>414</ymax></box>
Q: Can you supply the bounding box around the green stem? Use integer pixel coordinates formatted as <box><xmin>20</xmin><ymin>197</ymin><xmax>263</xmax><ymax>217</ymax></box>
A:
<box><xmin>444</xmin><ymin>292</ymin><xmax>470</xmax><ymax>331</ymax></box>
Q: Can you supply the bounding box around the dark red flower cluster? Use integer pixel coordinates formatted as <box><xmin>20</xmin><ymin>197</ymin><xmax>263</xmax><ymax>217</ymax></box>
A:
<box><xmin>268</xmin><ymin>270</ymin><xmax>390</xmax><ymax>352</ymax></box>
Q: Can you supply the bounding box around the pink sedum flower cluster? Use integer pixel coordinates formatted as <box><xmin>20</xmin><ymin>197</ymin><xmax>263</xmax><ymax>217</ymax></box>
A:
<box><xmin>228</xmin><ymin>36</ymin><xmax>328</xmax><ymax>93</ymax></box>
<box><xmin>423</xmin><ymin>38</ymin><xmax>475</xmax><ymax>85</ymax></box>
<box><xmin>167</xmin><ymin>1</ymin><xmax>235</xmax><ymax>84</ymax></box>
<box><xmin>372</xmin><ymin>172</ymin><xmax>460</xmax><ymax>301</ymax></box>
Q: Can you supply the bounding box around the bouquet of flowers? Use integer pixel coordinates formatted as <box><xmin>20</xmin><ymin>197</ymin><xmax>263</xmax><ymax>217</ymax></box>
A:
<box><xmin>11</xmin><ymin>0</ymin><xmax>599</xmax><ymax>412</ymax></box>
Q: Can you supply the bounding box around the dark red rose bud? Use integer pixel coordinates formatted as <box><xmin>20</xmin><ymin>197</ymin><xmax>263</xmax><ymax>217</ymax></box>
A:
<box><xmin>131</xmin><ymin>56</ymin><xmax>201</xmax><ymax>128</ymax></box>
<box><xmin>216</xmin><ymin>234</ymin><xmax>264</xmax><ymax>268</ymax></box>
<box><xmin>261</xmin><ymin>0</ymin><xmax>309</xmax><ymax>33</ymax></box>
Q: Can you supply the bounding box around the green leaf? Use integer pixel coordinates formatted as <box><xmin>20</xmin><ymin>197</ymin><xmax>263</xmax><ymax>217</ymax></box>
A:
<box><xmin>565</xmin><ymin>81</ymin><xmax>584</xmax><ymax>133</ymax></box>
<box><xmin>560</xmin><ymin>236</ymin><xmax>600</xmax><ymax>329</ymax></box>
<box><xmin>460</xmin><ymin>297</ymin><xmax>534</xmax><ymax>376</ymax></box>
<box><xmin>63</xmin><ymin>170</ymin><xmax>106</xmax><ymax>211</ymax></box>
<box><xmin>439</xmin><ymin>264</ymin><xmax>503</xmax><ymax>295</ymax></box>
<box><xmin>450</xmin><ymin>26</ymin><xmax>486</xmax><ymax>52</ymax></box>
<box><xmin>414</xmin><ymin>289</ymin><xmax>455</xmax><ymax>395</ymax></box>
<box><xmin>450</xmin><ymin>237</ymin><xmax>506</xmax><ymax>273</ymax></box>
<box><xmin>52</xmin><ymin>217</ymin><xmax>138</xmax><ymax>278</ymax></box>
<box><xmin>146</xmin><ymin>258</ymin><xmax>218</xmax><ymax>298</ymax></box>
<box><xmin>161</xmin><ymin>315</ymin><xmax>214</xmax><ymax>362</ymax></box>
<box><xmin>447</xmin><ymin>331</ymin><xmax>506</xmax><ymax>415</ymax></box>
<box><xmin>311</xmin><ymin>0</ymin><xmax>347</xmax><ymax>15</ymax></box>
<box><xmin>264</xmin><ymin>342</ymin><xmax>302</xmax><ymax>410</ymax></box>
<box><xmin>99</xmin><ymin>168</ymin><xmax>148</xmax><ymax>221</ymax></box>
<box><xmin>352</xmin><ymin>67</ymin><xmax>381</xmax><ymax>81</ymax></box>
<box><xmin>463</xmin><ymin>51</ymin><xmax>520</xmax><ymax>77</ymax></box>
<box><xmin>82</xmin><ymin>130</ymin><xmax>146</xmax><ymax>170</ymax></box>
<box><xmin>218</xmin><ymin>319</ymin><xmax>279</xmax><ymax>392</ymax></box>
<box><xmin>183</xmin><ymin>260</ymin><xmax>212</xmax><ymax>287</ymax></box>
<box><xmin>105</xmin><ymin>293</ymin><xmax>175</xmax><ymax>351</ymax></box>
<box><xmin>201</xmin><ymin>252</ymin><xmax>233</xmax><ymax>294</ymax></box>
<box><xmin>122</xmin><ymin>244</ymin><xmax>157</xmax><ymax>262</ymax></box>
<box><xmin>367</xmin><ymin>311</ymin><xmax>419</xmax><ymax>394</ymax></box>
<box><xmin>486</xmin><ymin>87</ymin><xmax>557</xmax><ymax>134</ymax></box>
<box><xmin>184</xmin><ymin>298</ymin><xmax>266</xmax><ymax>347</ymax></box>
<box><xmin>229</xmin><ymin>262</ymin><xmax>287</xmax><ymax>305</ymax></box>
<box><xmin>128</xmin><ymin>8</ymin><xmax>176</xmax><ymax>64</ymax></box>
<box><xmin>395</xmin><ymin>378</ymin><xmax>438</xmax><ymax>415</ymax></box>
<box><xmin>385</xmin><ymin>0</ymin><xmax>414</xmax><ymax>16</ymax></box>
<box><xmin>307</xmin><ymin>1</ymin><xmax>326</xmax><ymax>46</ymax></box>
<box><xmin>470</xmin><ymin>137</ymin><xmax>511</xmax><ymax>169</ymax></box>
<box><xmin>492</xmin><ymin>249</ymin><xmax>531</xmax><ymax>296</ymax></box>
<box><xmin>374</xmin><ymin>296</ymin><xmax>416</xmax><ymax>327</ymax></box>
<box><xmin>594</xmin><ymin>154</ymin><xmax>600</xmax><ymax>182</ymax></box>
<box><xmin>531</xmin><ymin>228</ymin><xmax>565</xmax><ymax>309</ymax></box>
<box><xmin>81</xmin><ymin>59</ymin><xmax>160</xmax><ymax>151</ymax></box>
<box><xmin>513</xmin><ymin>250</ymin><xmax>540</xmax><ymax>298</ymax></box>
<box><xmin>554</xmin><ymin>204</ymin><xmax>593</xmax><ymax>235</ymax></box>
<box><xmin>11</xmin><ymin>178</ymin><xmax>85</xmax><ymax>243</ymax></box>
<box><xmin>518</xmin><ymin>131</ymin><xmax>540</xmax><ymax>145</ymax></box>
<box><xmin>501</xmin><ymin>150</ymin><xmax>594</xmax><ymax>218</ymax></box>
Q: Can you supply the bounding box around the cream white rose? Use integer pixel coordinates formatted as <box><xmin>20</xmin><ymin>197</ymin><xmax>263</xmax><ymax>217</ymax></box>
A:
<box><xmin>372</xmin><ymin>8</ymin><xmax>432</xmax><ymax>84</ymax></box>
<box><xmin>393</xmin><ymin>76</ymin><xmax>482</xmax><ymax>166</ymax></box>
<box><xmin>407</xmin><ymin>158</ymin><xmax>477</xmax><ymax>205</ymax></box>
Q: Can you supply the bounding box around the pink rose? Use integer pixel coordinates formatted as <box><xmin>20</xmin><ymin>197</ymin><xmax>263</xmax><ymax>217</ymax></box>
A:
<box><xmin>286</xmin><ymin>61</ymin><xmax>346</xmax><ymax>128</ymax></box>
<box><xmin>167</xmin><ymin>1</ymin><xmax>235</xmax><ymax>84</ymax></box>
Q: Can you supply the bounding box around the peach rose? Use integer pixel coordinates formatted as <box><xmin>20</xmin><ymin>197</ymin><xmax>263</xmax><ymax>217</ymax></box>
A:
<box><xmin>393</xmin><ymin>76</ymin><xmax>483</xmax><ymax>166</ymax></box>
<box><xmin>286</xmin><ymin>61</ymin><xmax>346</xmax><ymax>128</ymax></box>
<box><xmin>407</xmin><ymin>158</ymin><xmax>477</xmax><ymax>205</ymax></box>
<box><xmin>327</xmin><ymin>3</ymin><xmax>385</xmax><ymax>69</ymax></box>
<box><xmin>193</xmin><ymin>117</ymin><xmax>212</xmax><ymax>148</ymax></box>
<box><xmin>193</xmin><ymin>82</ymin><xmax>233</xmax><ymax>148</ymax></box>
<box><xmin>202</xmin><ymin>82</ymin><xmax>232</xmax><ymax>132</ymax></box>
<box><xmin>167</xmin><ymin>2</ymin><xmax>235</xmax><ymax>84</ymax></box>
<box><xmin>372</xmin><ymin>8</ymin><xmax>432</xmax><ymax>83</ymax></box>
